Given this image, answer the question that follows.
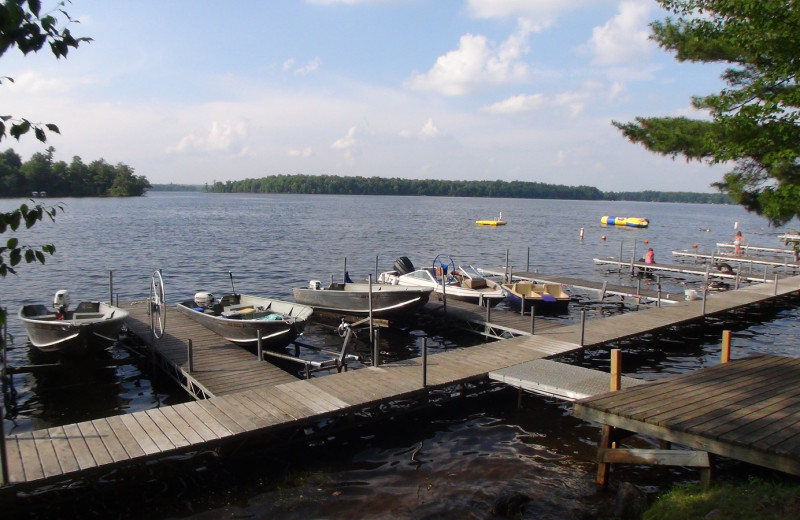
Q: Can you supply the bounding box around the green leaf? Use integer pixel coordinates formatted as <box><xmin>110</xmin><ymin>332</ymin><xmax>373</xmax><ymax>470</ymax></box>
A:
<box><xmin>6</xmin><ymin>238</ymin><xmax>18</xmax><ymax>249</ymax></box>
<box><xmin>10</xmin><ymin>249</ymin><xmax>21</xmax><ymax>266</ymax></box>
<box><xmin>35</xmin><ymin>250</ymin><xmax>45</xmax><ymax>264</ymax></box>
<box><xmin>34</xmin><ymin>126</ymin><xmax>46</xmax><ymax>142</ymax></box>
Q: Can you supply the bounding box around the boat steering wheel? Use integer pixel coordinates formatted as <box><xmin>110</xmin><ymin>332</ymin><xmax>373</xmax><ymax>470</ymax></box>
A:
<box><xmin>432</xmin><ymin>254</ymin><xmax>457</xmax><ymax>283</ymax></box>
<box><xmin>150</xmin><ymin>269</ymin><xmax>166</xmax><ymax>339</ymax></box>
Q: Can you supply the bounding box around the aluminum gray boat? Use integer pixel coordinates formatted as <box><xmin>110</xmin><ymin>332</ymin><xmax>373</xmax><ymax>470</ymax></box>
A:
<box><xmin>293</xmin><ymin>280</ymin><xmax>432</xmax><ymax>318</ymax></box>
<box><xmin>176</xmin><ymin>292</ymin><xmax>313</xmax><ymax>349</ymax></box>
<box><xmin>18</xmin><ymin>290</ymin><xmax>129</xmax><ymax>355</ymax></box>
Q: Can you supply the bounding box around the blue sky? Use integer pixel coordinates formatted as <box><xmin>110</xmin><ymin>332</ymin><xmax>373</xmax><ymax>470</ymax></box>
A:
<box><xmin>3</xmin><ymin>0</ymin><xmax>729</xmax><ymax>191</ymax></box>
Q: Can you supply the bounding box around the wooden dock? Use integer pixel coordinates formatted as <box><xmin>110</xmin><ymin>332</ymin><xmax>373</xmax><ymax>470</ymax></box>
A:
<box><xmin>1</xmin><ymin>332</ymin><xmax>582</xmax><ymax>488</ymax></box>
<box><xmin>574</xmin><ymin>354</ymin><xmax>800</xmax><ymax>479</ymax></box>
<box><xmin>672</xmin><ymin>249</ymin><xmax>800</xmax><ymax>271</ymax></box>
<box><xmin>3</xmin><ymin>275</ymin><xmax>800</xmax><ymax>489</ymax></box>
<box><xmin>122</xmin><ymin>299</ymin><xmax>298</xmax><ymax>398</ymax></box>
<box><xmin>593</xmin><ymin>257</ymin><xmax>777</xmax><ymax>283</ymax></box>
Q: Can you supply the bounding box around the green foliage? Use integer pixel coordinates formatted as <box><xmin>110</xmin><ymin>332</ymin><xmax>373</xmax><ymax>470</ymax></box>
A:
<box><xmin>0</xmin><ymin>0</ymin><xmax>91</xmax><ymax>143</ymax></box>
<box><xmin>0</xmin><ymin>147</ymin><xmax>150</xmax><ymax>197</ymax></box>
<box><xmin>206</xmin><ymin>173</ymin><xmax>729</xmax><ymax>203</ymax></box>
<box><xmin>645</xmin><ymin>477</ymin><xmax>800</xmax><ymax>520</ymax></box>
<box><xmin>0</xmin><ymin>201</ymin><xmax>60</xmax><ymax>277</ymax></box>
<box><xmin>614</xmin><ymin>0</ymin><xmax>800</xmax><ymax>225</ymax></box>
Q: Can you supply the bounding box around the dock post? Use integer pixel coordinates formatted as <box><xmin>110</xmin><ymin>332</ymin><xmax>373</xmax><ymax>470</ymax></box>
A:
<box><xmin>109</xmin><ymin>270</ymin><xmax>113</xmax><ymax>304</ymax></box>
<box><xmin>343</xmin><ymin>257</ymin><xmax>347</xmax><ymax>284</ymax></box>
<box><xmin>526</xmin><ymin>247</ymin><xmax>530</xmax><ymax>272</ymax></box>
<box><xmin>441</xmin><ymin>273</ymin><xmax>447</xmax><ymax>313</ymax></box>
<box><xmin>479</xmin><ymin>293</ymin><xmax>484</xmax><ymax>307</ymax></box>
<box><xmin>373</xmin><ymin>328</ymin><xmax>380</xmax><ymax>367</ymax></box>
<box><xmin>486</xmin><ymin>303</ymin><xmax>491</xmax><ymax>333</ymax></box>
<box><xmin>368</xmin><ymin>274</ymin><xmax>374</xmax><ymax>344</ymax></box>
<box><xmin>422</xmin><ymin>337</ymin><xmax>428</xmax><ymax>388</ymax></box>
<box><xmin>580</xmin><ymin>309</ymin><xmax>586</xmax><ymax>346</ymax></box>
<box><xmin>599</xmin><ymin>280</ymin><xmax>608</xmax><ymax>302</ymax></box>
<box><xmin>721</xmin><ymin>331</ymin><xmax>731</xmax><ymax>363</ymax></box>
<box><xmin>530</xmin><ymin>307</ymin><xmax>535</xmax><ymax>335</ymax></box>
<box><xmin>630</xmin><ymin>240</ymin><xmax>637</xmax><ymax>275</ymax></box>
<box><xmin>618</xmin><ymin>241</ymin><xmax>623</xmax><ymax>274</ymax></box>
<box><xmin>1</xmin><ymin>307</ymin><xmax>8</xmax><ymax>486</ymax></box>
<box><xmin>187</xmin><ymin>339</ymin><xmax>194</xmax><ymax>372</ymax></box>
<box><xmin>610</xmin><ymin>349</ymin><xmax>621</xmax><ymax>391</ymax></box>
<box><xmin>257</xmin><ymin>330</ymin><xmax>263</xmax><ymax>362</ymax></box>
<box><xmin>505</xmin><ymin>249</ymin><xmax>510</xmax><ymax>282</ymax></box>
<box><xmin>520</xmin><ymin>294</ymin><xmax>525</xmax><ymax>316</ymax></box>
<box><xmin>375</xmin><ymin>255</ymin><xmax>379</xmax><ymax>282</ymax></box>
<box><xmin>656</xmin><ymin>276</ymin><xmax>662</xmax><ymax>307</ymax></box>
<box><xmin>774</xmin><ymin>274</ymin><xmax>779</xmax><ymax>295</ymax></box>
<box><xmin>763</xmin><ymin>264</ymin><xmax>768</xmax><ymax>282</ymax></box>
<box><xmin>702</xmin><ymin>285</ymin><xmax>708</xmax><ymax>315</ymax></box>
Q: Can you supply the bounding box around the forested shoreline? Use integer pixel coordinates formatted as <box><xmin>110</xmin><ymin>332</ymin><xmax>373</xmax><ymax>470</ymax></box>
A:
<box><xmin>194</xmin><ymin>174</ymin><xmax>730</xmax><ymax>204</ymax></box>
<box><xmin>0</xmin><ymin>148</ymin><xmax>150</xmax><ymax>197</ymax></box>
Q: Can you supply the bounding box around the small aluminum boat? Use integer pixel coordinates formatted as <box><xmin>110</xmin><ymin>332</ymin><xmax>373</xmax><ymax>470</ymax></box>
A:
<box><xmin>293</xmin><ymin>280</ymin><xmax>432</xmax><ymax>318</ymax></box>
<box><xmin>501</xmin><ymin>281</ymin><xmax>570</xmax><ymax>313</ymax></box>
<box><xmin>18</xmin><ymin>290</ymin><xmax>129</xmax><ymax>355</ymax></box>
<box><xmin>176</xmin><ymin>292</ymin><xmax>313</xmax><ymax>349</ymax></box>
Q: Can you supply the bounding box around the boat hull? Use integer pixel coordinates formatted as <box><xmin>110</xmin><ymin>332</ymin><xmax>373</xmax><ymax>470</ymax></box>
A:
<box><xmin>293</xmin><ymin>283</ymin><xmax>431</xmax><ymax>318</ymax></box>
<box><xmin>176</xmin><ymin>294</ymin><xmax>312</xmax><ymax>349</ymax></box>
<box><xmin>501</xmin><ymin>282</ymin><xmax>570</xmax><ymax>313</ymax></box>
<box><xmin>19</xmin><ymin>302</ymin><xmax>129</xmax><ymax>355</ymax></box>
<box><xmin>601</xmin><ymin>216</ymin><xmax>649</xmax><ymax>228</ymax></box>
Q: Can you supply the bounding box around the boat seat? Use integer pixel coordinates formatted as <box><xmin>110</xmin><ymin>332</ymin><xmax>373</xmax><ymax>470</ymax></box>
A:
<box><xmin>515</xmin><ymin>282</ymin><xmax>533</xmax><ymax>294</ymax></box>
<box><xmin>73</xmin><ymin>312</ymin><xmax>105</xmax><ymax>320</ymax></box>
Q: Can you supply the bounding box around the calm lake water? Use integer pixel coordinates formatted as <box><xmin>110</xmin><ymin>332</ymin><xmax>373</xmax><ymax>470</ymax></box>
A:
<box><xmin>2</xmin><ymin>192</ymin><xmax>800</xmax><ymax>519</ymax></box>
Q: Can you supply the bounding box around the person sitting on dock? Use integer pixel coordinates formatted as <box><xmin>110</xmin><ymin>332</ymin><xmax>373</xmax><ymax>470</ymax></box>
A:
<box><xmin>734</xmin><ymin>230</ymin><xmax>743</xmax><ymax>256</ymax></box>
<box><xmin>645</xmin><ymin>248</ymin><xmax>655</xmax><ymax>264</ymax></box>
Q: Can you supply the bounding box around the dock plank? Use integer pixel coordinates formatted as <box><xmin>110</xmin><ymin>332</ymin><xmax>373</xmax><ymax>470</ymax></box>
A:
<box><xmin>104</xmin><ymin>415</ymin><xmax>146</xmax><ymax>459</ymax></box>
<box><xmin>16</xmin><ymin>432</ymin><xmax>43</xmax><ymax>482</ymax></box>
<box><xmin>32</xmin><ymin>429</ymin><xmax>62</xmax><ymax>478</ymax></box>
<box><xmin>61</xmin><ymin>423</ymin><xmax>97</xmax><ymax>471</ymax></box>
<box><xmin>47</xmin><ymin>426</ymin><xmax>79</xmax><ymax>476</ymax></box>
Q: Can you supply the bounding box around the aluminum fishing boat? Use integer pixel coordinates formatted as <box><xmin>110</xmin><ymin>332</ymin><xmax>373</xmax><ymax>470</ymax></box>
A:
<box><xmin>176</xmin><ymin>292</ymin><xmax>313</xmax><ymax>349</ymax></box>
<box><xmin>18</xmin><ymin>290</ymin><xmax>129</xmax><ymax>354</ymax></box>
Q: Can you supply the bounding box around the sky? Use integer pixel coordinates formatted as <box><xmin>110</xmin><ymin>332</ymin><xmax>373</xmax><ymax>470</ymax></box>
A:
<box><xmin>2</xmin><ymin>0</ymin><xmax>731</xmax><ymax>192</ymax></box>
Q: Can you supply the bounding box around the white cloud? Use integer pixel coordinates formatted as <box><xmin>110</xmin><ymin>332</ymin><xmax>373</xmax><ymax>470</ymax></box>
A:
<box><xmin>554</xmin><ymin>91</ymin><xmax>587</xmax><ymax>117</ymax></box>
<box><xmin>288</xmin><ymin>147</ymin><xmax>313</xmax><ymax>157</ymax></box>
<box><xmin>418</xmin><ymin>118</ymin><xmax>441</xmax><ymax>138</ymax></box>
<box><xmin>482</xmin><ymin>93</ymin><xmax>544</xmax><ymax>114</ymax></box>
<box><xmin>283</xmin><ymin>57</ymin><xmax>321</xmax><ymax>75</ymax></box>
<box><xmin>168</xmin><ymin>120</ymin><xmax>249</xmax><ymax>154</ymax></box>
<box><xmin>466</xmin><ymin>0</ymin><xmax>594</xmax><ymax>30</ymax></box>
<box><xmin>404</xmin><ymin>21</ymin><xmax>532</xmax><ymax>96</ymax></box>
<box><xmin>8</xmin><ymin>70</ymin><xmax>94</xmax><ymax>94</ymax></box>
<box><xmin>585</xmin><ymin>1</ymin><xmax>654</xmax><ymax>66</ymax></box>
<box><xmin>331</xmin><ymin>126</ymin><xmax>357</xmax><ymax>149</ymax></box>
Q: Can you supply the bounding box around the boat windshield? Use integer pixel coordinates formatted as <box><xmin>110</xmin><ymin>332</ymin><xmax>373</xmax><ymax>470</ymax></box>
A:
<box><xmin>458</xmin><ymin>265</ymin><xmax>484</xmax><ymax>280</ymax></box>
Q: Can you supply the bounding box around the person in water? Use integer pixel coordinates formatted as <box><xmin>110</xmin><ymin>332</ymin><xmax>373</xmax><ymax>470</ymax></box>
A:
<box><xmin>645</xmin><ymin>248</ymin><xmax>655</xmax><ymax>264</ymax></box>
<box><xmin>734</xmin><ymin>230</ymin><xmax>743</xmax><ymax>256</ymax></box>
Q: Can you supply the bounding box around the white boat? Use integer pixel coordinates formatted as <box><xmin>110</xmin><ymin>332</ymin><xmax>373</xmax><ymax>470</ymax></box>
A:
<box><xmin>378</xmin><ymin>255</ymin><xmax>505</xmax><ymax>306</ymax></box>
<box><xmin>18</xmin><ymin>290</ymin><xmax>129</xmax><ymax>355</ymax></box>
<box><xmin>293</xmin><ymin>280</ymin><xmax>432</xmax><ymax>318</ymax></box>
<box><xmin>176</xmin><ymin>292</ymin><xmax>313</xmax><ymax>349</ymax></box>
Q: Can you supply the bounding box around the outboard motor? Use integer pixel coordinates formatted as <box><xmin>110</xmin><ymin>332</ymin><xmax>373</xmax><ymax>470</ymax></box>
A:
<box><xmin>194</xmin><ymin>292</ymin><xmax>215</xmax><ymax>309</ymax></box>
<box><xmin>53</xmin><ymin>290</ymin><xmax>71</xmax><ymax>314</ymax></box>
<box><xmin>394</xmin><ymin>256</ymin><xmax>415</xmax><ymax>275</ymax></box>
<box><xmin>308</xmin><ymin>280</ymin><xmax>321</xmax><ymax>290</ymax></box>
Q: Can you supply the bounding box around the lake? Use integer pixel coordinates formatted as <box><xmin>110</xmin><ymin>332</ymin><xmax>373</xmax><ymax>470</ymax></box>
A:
<box><xmin>2</xmin><ymin>192</ymin><xmax>799</xmax><ymax>518</ymax></box>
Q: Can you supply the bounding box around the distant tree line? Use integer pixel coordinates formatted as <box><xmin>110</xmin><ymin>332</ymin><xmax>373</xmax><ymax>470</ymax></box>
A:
<box><xmin>0</xmin><ymin>147</ymin><xmax>151</xmax><ymax>197</ymax></box>
<box><xmin>207</xmin><ymin>174</ymin><xmax>730</xmax><ymax>203</ymax></box>
<box><xmin>150</xmin><ymin>183</ymin><xmax>203</xmax><ymax>192</ymax></box>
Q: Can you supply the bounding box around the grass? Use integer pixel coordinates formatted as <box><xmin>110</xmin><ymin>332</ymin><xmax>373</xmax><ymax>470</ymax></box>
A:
<box><xmin>644</xmin><ymin>477</ymin><xmax>800</xmax><ymax>520</ymax></box>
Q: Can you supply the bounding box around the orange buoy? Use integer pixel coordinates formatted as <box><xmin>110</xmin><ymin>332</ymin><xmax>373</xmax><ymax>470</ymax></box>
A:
<box><xmin>644</xmin><ymin>239</ymin><xmax>649</xmax><ymax>244</ymax></box>
<box><xmin>601</xmin><ymin>235</ymin><xmax>606</xmax><ymax>241</ymax></box>
<box><xmin>693</xmin><ymin>244</ymin><xmax>698</xmax><ymax>248</ymax></box>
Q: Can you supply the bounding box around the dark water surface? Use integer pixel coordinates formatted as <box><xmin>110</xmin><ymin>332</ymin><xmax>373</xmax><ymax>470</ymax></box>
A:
<box><xmin>2</xmin><ymin>192</ymin><xmax>800</xmax><ymax>518</ymax></box>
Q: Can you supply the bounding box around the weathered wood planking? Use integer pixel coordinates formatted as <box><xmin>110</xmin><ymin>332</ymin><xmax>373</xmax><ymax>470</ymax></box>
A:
<box><xmin>122</xmin><ymin>299</ymin><xmax>298</xmax><ymax>397</ymax></box>
<box><xmin>4</xmin><ymin>276</ymin><xmax>800</xmax><ymax>488</ymax></box>
<box><xmin>574</xmin><ymin>355</ymin><xmax>800</xmax><ymax>476</ymax></box>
